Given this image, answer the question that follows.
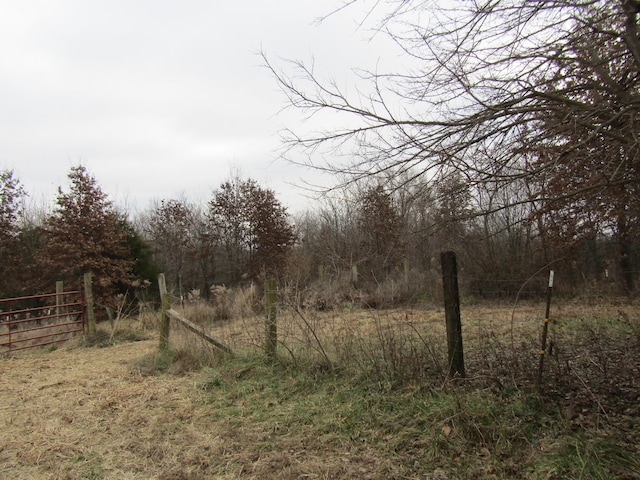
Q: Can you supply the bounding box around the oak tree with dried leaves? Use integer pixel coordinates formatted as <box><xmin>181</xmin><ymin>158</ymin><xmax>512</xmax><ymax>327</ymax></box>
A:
<box><xmin>0</xmin><ymin>169</ymin><xmax>26</xmax><ymax>297</ymax></box>
<box><xmin>38</xmin><ymin>166</ymin><xmax>134</xmax><ymax>305</ymax></box>
<box><xmin>209</xmin><ymin>177</ymin><xmax>296</xmax><ymax>283</ymax></box>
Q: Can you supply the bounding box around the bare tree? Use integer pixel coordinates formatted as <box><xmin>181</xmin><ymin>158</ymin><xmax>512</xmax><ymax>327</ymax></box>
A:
<box><xmin>265</xmin><ymin>0</ymin><xmax>640</xmax><ymax>289</ymax></box>
<box><xmin>141</xmin><ymin>198</ymin><xmax>195</xmax><ymax>297</ymax></box>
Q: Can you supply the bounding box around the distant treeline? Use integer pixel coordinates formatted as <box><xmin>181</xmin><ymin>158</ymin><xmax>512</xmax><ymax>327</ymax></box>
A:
<box><xmin>2</xmin><ymin>165</ymin><xmax>635</xmax><ymax>309</ymax></box>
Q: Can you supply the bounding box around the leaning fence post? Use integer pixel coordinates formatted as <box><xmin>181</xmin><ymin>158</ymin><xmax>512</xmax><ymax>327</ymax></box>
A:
<box><xmin>265</xmin><ymin>279</ymin><xmax>277</xmax><ymax>357</ymax></box>
<box><xmin>537</xmin><ymin>270</ymin><xmax>555</xmax><ymax>387</ymax></box>
<box><xmin>83</xmin><ymin>272</ymin><xmax>96</xmax><ymax>335</ymax></box>
<box><xmin>441</xmin><ymin>251</ymin><xmax>465</xmax><ymax>378</ymax></box>
<box><xmin>158</xmin><ymin>273</ymin><xmax>170</xmax><ymax>351</ymax></box>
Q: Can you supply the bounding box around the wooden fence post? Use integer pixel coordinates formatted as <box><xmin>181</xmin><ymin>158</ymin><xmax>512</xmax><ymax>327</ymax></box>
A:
<box><xmin>441</xmin><ymin>251</ymin><xmax>465</xmax><ymax>378</ymax></box>
<box><xmin>56</xmin><ymin>281</ymin><xmax>64</xmax><ymax>317</ymax></box>
<box><xmin>265</xmin><ymin>279</ymin><xmax>277</xmax><ymax>357</ymax></box>
<box><xmin>158</xmin><ymin>273</ymin><xmax>170</xmax><ymax>350</ymax></box>
<box><xmin>83</xmin><ymin>272</ymin><xmax>96</xmax><ymax>335</ymax></box>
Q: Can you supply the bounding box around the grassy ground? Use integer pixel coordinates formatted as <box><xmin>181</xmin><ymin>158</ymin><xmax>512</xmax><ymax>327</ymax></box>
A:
<box><xmin>0</xmin><ymin>300</ymin><xmax>638</xmax><ymax>479</ymax></box>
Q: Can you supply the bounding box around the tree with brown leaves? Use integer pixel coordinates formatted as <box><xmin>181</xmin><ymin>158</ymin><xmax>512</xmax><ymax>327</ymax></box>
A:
<box><xmin>38</xmin><ymin>165</ymin><xmax>134</xmax><ymax>306</ymax></box>
<box><xmin>209</xmin><ymin>177</ymin><xmax>296</xmax><ymax>283</ymax></box>
<box><xmin>0</xmin><ymin>169</ymin><xmax>26</xmax><ymax>297</ymax></box>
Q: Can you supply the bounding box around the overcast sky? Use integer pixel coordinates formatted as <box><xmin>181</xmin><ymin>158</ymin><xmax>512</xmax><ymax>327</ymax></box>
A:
<box><xmin>0</xmin><ymin>1</ymin><xmax>394</xmax><ymax>216</ymax></box>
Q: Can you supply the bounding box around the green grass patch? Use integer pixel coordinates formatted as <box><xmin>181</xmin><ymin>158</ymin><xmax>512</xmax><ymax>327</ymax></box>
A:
<box><xmin>191</xmin><ymin>352</ymin><xmax>640</xmax><ymax>479</ymax></box>
<box><xmin>75</xmin><ymin>453</ymin><xmax>105</xmax><ymax>480</ymax></box>
<box><xmin>131</xmin><ymin>346</ymin><xmax>211</xmax><ymax>375</ymax></box>
<box><xmin>82</xmin><ymin>326</ymin><xmax>148</xmax><ymax>348</ymax></box>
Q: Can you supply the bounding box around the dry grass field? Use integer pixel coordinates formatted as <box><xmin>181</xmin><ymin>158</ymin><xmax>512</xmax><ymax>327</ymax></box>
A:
<box><xmin>0</xmin><ymin>299</ymin><xmax>638</xmax><ymax>479</ymax></box>
<box><xmin>0</xmin><ymin>327</ymin><xmax>431</xmax><ymax>480</ymax></box>
<box><xmin>0</xmin><ymin>337</ymin><xmax>204</xmax><ymax>479</ymax></box>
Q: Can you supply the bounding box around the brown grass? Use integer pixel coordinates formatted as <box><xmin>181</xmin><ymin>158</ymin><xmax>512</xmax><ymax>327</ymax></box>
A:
<box><xmin>0</xmin><ymin>333</ymin><xmax>417</xmax><ymax>479</ymax></box>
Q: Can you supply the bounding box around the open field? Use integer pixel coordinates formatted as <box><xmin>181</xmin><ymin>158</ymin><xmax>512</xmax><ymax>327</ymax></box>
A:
<box><xmin>0</xmin><ymin>300</ymin><xmax>639</xmax><ymax>479</ymax></box>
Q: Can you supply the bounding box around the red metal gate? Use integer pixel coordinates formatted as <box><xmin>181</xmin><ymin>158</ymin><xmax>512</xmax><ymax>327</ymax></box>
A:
<box><xmin>0</xmin><ymin>291</ymin><xmax>85</xmax><ymax>352</ymax></box>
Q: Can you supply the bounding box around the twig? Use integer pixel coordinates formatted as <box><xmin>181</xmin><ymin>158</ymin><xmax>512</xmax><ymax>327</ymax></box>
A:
<box><xmin>291</xmin><ymin>305</ymin><xmax>333</xmax><ymax>370</ymax></box>
<box><xmin>568</xmin><ymin>362</ymin><xmax>609</xmax><ymax>420</ymax></box>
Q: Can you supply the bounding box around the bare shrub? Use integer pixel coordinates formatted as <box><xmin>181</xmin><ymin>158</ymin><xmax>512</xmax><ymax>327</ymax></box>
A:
<box><xmin>286</xmin><ymin>282</ymin><xmax>351</xmax><ymax>312</ymax></box>
<box><xmin>287</xmin><ymin>268</ymin><xmax>432</xmax><ymax>313</ymax></box>
<box><xmin>209</xmin><ymin>285</ymin><xmax>232</xmax><ymax>321</ymax></box>
<box><xmin>274</xmin><ymin>300</ymin><xmax>446</xmax><ymax>385</ymax></box>
<box><xmin>333</xmin><ymin>311</ymin><xmax>446</xmax><ymax>385</ymax></box>
<box><xmin>359</xmin><ymin>272</ymin><xmax>430</xmax><ymax>309</ymax></box>
<box><xmin>209</xmin><ymin>284</ymin><xmax>261</xmax><ymax>321</ymax></box>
